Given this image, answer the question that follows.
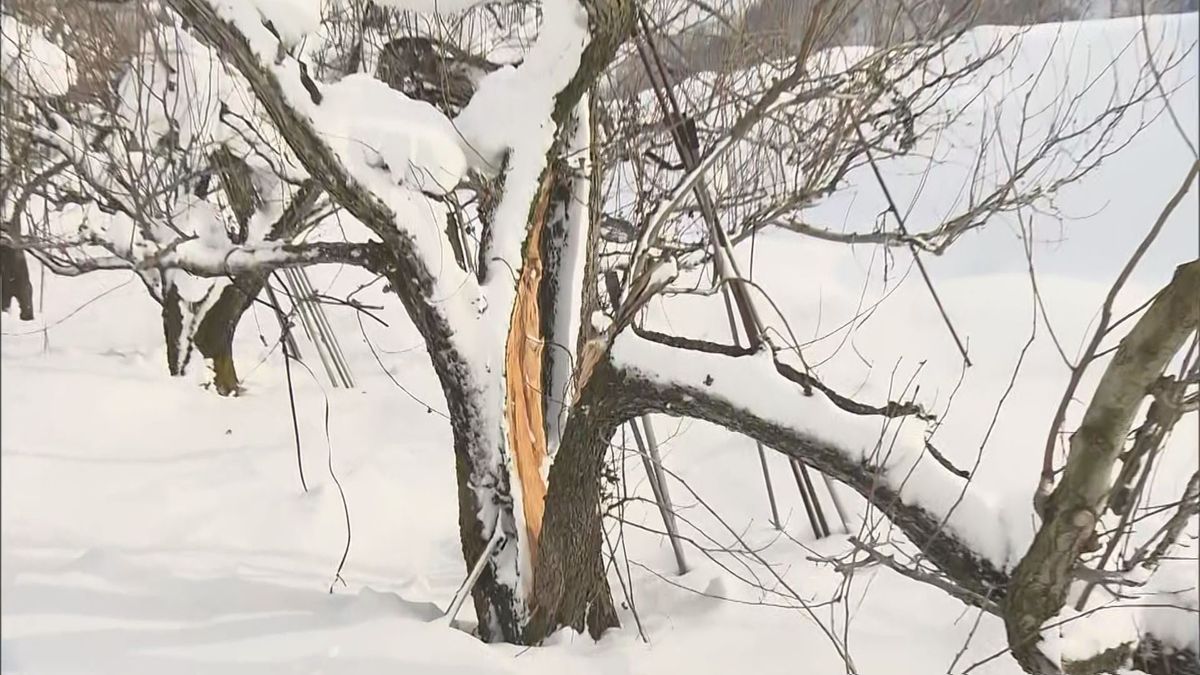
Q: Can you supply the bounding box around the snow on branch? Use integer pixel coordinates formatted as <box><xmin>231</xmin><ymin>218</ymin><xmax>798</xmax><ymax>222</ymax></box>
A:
<box><xmin>0</xmin><ymin>14</ymin><xmax>76</xmax><ymax>97</ymax></box>
<box><xmin>606</xmin><ymin>324</ymin><xmax>1200</xmax><ymax>675</ymax></box>
<box><xmin>607</xmin><ymin>329</ymin><xmax>1013</xmax><ymax>599</ymax></box>
<box><xmin>5</xmin><ymin>230</ymin><xmax>393</xmax><ymax>278</ymax></box>
<box><xmin>161</xmin><ymin>0</ymin><xmax>476</xmax><ymax>318</ymax></box>
<box><xmin>454</xmin><ymin>0</ymin><xmax>592</xmax><ymax>294</ymax></box>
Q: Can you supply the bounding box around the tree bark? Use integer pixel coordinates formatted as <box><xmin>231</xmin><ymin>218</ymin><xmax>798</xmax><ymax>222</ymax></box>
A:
<box><xmin>528</xmin><ymin>358</ymin><xmax>627</xmax><ymax>642</ymax></box>
<box><xmin>1005</xmin><ymin>259</ymin><xmax>1200</xmax><ymax>674</ymax></box>
<box><xmin>161</xmin><ymin>282</ymin><xmax>193</xmax><ymax>376</ymax></box>
<box><xmin>192</xmin><ymin>275</ymin><xmax>265</xmax><ymax>396</ymax></box>
<box><xmin>0</xmin><ymin>242</ymin><xmax>35</xmax><ymax>320</ymax></box>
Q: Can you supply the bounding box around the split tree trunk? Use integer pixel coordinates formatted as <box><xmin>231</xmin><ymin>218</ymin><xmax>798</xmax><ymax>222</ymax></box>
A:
<box><xmin>159</xmin><ymin>0</ymin><xmax>635</xmax><ymax>644</ymax></box>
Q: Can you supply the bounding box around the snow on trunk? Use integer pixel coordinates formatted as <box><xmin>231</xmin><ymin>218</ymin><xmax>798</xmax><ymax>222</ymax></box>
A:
<box><xmin>541</xmin><ymin>101</ymin><xmax>593</xmax><ymax>454</ymax></box>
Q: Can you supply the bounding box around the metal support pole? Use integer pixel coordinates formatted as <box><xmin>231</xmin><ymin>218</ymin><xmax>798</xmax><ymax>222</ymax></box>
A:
<box><xmin>789</xmin><ymin>459</ymin><xmax>824</xmax><ymax>538</ymax></box>
<box><xmin>821</xmin><ymin>474</ymin><xmax>852</xmax><ymax>534</ymax></box>
<box><xmin>629</xmin><ymin>417</ymin><xmax>689</xmax><ymax>575</ymax></box>
<box><xmin>282</xmin><ymin>267</ymin><xmax>341</xmax><ymax>387</ymax></box>
<box><xmin>290</xmin><ymin>268</ymin><xmax>356</xmax><ymax>388</ymax></box>
<box><xmin>757</xmin><ymin>445</ymin><xmax>783</xmax><ymax>530</ymax></box>
<box><xmin>797</xmin><ymin>461</ymin><xmax>830</xmax><ymax>538</ymax></box>
<box><xmin>604</xmin><ymin>271</ymin><xmax>688</xmax><ymax>574</ymax></box>
<box><xmin>633</xmin><ymin>19</ymin><xmax>832</xmax><ymax>539</ymax></box>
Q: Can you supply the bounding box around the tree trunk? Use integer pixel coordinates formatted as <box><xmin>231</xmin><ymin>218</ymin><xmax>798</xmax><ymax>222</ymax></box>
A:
<box><xmin>161</xmin><ymin>283</ymin><xmax>193</xmax><ymax>376</ymax></box>
<box><xmin>528</xmin><ymin>357</ymin><xmax>625</xmax><ymax>642</ymax></box>
<box><xmin>0</xmin><ymin>243</ymin><xmax>35</xmax><ymax>320</ymax></box>
<box><xmin>434</xmin><ymin>341</ymin><xmax>529</xmax><ymax>643</ymax></box>
<box><xmin>1005</xmin><ymin>259</ymin><xmax>1200</xmax><ymax>674</ymax></box>
<box><xmin>193</xmin><ymin>275</ymin><xmax>264</xmax><ymax>396</ymax></box>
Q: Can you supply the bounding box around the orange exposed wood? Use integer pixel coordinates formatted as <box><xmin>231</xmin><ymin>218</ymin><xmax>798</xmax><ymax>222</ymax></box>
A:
<box><xmin>505</xmin><ymin>173</ymin><xmax>554</xmax><ymax>562</ymax></box>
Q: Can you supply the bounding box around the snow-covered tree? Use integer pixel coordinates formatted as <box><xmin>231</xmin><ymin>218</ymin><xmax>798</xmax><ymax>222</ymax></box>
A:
<box><xmin>1</xmin><ymin>1</ymin><xmax>325</xmax><ymax>392</ymax></box>
<box><xmin>3</xmin><ymin>0</ymin><xmax>1195</xmax><ymax>673</ymax></box>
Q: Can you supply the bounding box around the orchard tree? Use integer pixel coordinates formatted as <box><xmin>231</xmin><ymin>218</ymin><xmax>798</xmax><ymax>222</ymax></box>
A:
<box><xmin>1</xmin><ymin>0</ymin><xmax>323</xmax><ymax>392</ymax></box>
<box><xmin>4</xmin><ymin>0</ymin><xmax>1196</xmax><ymax>673</ymax></box>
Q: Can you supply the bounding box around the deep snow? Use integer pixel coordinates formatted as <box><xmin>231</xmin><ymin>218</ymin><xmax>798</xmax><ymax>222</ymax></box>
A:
<box><xmin>2</xmin><ymin>11</ymin><xmax>1198</xmax><ymax>675</ymax></box>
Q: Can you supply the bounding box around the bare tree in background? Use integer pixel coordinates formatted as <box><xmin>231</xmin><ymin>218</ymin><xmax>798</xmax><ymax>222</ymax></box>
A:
<box><xmin>1</xmin><ymin>0</ymin><xmax>328</xmax><ymax>393</ymax></box>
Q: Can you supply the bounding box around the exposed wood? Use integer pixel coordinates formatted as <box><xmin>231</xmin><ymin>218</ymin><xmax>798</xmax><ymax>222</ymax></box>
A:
<box><xmin>505</xmin><ymin>170</ymin><xmax>555</xmax><ymax>559</ymax></box>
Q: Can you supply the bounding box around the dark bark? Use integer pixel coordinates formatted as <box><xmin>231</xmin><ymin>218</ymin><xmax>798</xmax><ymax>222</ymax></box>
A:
<box><xmin>161</xmin><ymin>283</ymin><xmax>191</xmax><ymax>375</ymax></box>
<box><xmin>574</xmin><ymin>94</ymin><xmax>606</xmax><ymax>358</ymax></box>
<box><xmin>528</xmin><ymin>359</ymin><xmax>627</xmax><ymax>642</ymax></box>
<box><xmin>375</xmin><ymin>36</ymin><xmax>498</xmax><ymax>116</ymax></box>
<box><xmin>0</xmin><ymin>243</ymin><xmax>35</xmax><ymax>320</ymax></box>
<box><xmin>538</xmin><ymin>157</ymin><xmax>575</xmax><ymax>444</ymax></box>
<box><xmin>192</xmin><ymin>275</ymin><xmax>264</xmax><ymax>395</ymax></box>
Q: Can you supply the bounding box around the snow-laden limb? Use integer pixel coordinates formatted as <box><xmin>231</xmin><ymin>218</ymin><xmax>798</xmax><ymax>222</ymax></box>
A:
<box><xmin>604</xmin><ymin>324</ymin><xmax>1199</xmax><ymax>675</ymax></box>
<box><xmin>454</xmin><ymin>0</ymin><xmax>589</xmax><ymax>323</ymax></box>
<box><xmin>607</xmin><ymin>329</ymin><xmax>1013</xmax><ymax>599</ymax></box>
<box><xmin>162</xmin><ymin>0</ymin><xmax>480</xmax><ymax>338</ymax></box>
<box><xmin>6</xmin><ymin>227</ymin><xmax>392</xmax><ymax>278</ymax></box>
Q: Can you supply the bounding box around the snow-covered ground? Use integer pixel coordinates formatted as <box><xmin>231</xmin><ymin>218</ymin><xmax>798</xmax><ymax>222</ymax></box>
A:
<box><xmin>2</xmin><ymin>12</ymin><xmax>1197</xmax><ymax>675</ymax></box>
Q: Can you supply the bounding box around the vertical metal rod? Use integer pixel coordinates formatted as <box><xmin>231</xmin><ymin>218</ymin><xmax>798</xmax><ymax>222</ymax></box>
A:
<box><xmin>292</xmin><ymin>268</ymin><xmax>356</xmax><ymax>388</ymax></box>
<box><xmin>798</xmin><ymin>461</ymin><xmax>830</xmax><ymax>538</ymax></box>
<box><xmin>283</xmin><ymin>268</ymin><xmax>319</xmax><ymax>343</ymax></box>
<box><xmin>789</xmin><ymin>459</ymin><xmax>824</xmax><ymax>538</ymax></box>
<box><xmin>628</xmin><ymin>414</ymin><xmax>689</xmax><ymax>575</ymax></box>
<box><xmin>757</xmin><ymin>445</ymin><xmax>783</xmax><ymax>530</ymax></box>
<box><xmin>821</xmin><ymin>474</ymin><xmax>852</xmax><ymax>534</ymax></box>
<box><xmin>604</xmin><ymin>271</ymin><xmax>688</xmax><ymax>575</ymax></box>
<box><xmin>283</xmin><ymin>268</ymin><xmax>341</xmax><ymax>387</ymax></box>
<box><xmin>641</xmin><ymin>416</ymin><xmax>689</xmax><ymax>574</ymax></box>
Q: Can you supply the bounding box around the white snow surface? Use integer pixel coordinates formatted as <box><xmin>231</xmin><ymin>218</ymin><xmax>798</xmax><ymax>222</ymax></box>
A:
<box><xmin>3</xmin><ymin>11</ymin><xmax>1198</xmax><ymax>675</ymax></box>
<box><xmin>317</xmin><ymin>74</ymin><xmax>469</xmax><ymax>194</ymax></box>
<box><xmin>0</xmin><ymin>15</ymin><xmax>75</xmax><ymax>97</ymax></box>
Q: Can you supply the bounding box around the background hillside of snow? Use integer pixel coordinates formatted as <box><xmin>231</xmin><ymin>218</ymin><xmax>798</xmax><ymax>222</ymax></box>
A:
<box><xmin>2</xmin><ymin>12</ymin><xmax>1197</xmax><ymax>675</ymax></box>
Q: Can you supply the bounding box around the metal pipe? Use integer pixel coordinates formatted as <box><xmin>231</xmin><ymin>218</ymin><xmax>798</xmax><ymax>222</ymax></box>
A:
<box><xmin>757</xmin><ymin>444</ymin><xmax>783</xmax><ymax>530</ymax></box>
<box><xmin>798</xmin><ymin>461</ymin><xmax>831</xmax><ymax>538</ymax></box>
<box><xmin>821</xmin><ymin>474</ymin><xmax>852</xmax><ymax>534</ymax></box>
<box><xmin>291</xmin><ymin>268</ymin><xmax>356</xmax><ymax>388</ymax></box>
<box><xmin>790</xmin><ymin>458</ymin><xmax>825</xmax><ymax>538</ymax></box>
<box><xmin>629</xmin><ymin>416</ymin><xmax>689</xmax><ymax>575</ymax></box>
<box><xmin>443</xmin><ymin>514</ymin><xmax>504</xmax><ymax>625</ymax></box>
<box><xmin>641</xmin><ymin>416</ymin><xmax>689</xmax><ymax>574</ymax></box>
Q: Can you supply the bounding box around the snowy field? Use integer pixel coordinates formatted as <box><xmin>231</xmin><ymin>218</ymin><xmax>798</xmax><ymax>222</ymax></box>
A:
<box><xmin>2</xmin><ymin>12</ymin><xmax>1198</xmax><ymax>675</ymax></box>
